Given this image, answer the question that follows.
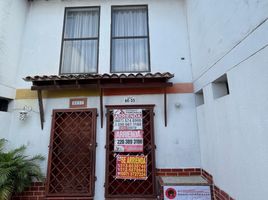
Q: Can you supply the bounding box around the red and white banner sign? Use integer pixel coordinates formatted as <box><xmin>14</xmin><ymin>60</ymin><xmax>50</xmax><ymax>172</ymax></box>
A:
<box><xmin>114</xmin><ymin>130</ymin><xmax>143</xmax><ymax>152</ymax></box>
<box><xmin>113</xmin><ymin>109</ymin><xmax>143</xmax><ymax>130</ymax></box>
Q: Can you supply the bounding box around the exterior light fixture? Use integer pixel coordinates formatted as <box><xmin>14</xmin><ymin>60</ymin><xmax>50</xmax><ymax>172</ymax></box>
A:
<box><xmin>19</xmin><ymin>105</ymin><xmax>32</xmax><ymax>121</ymax></box>
<box><xmin>175</xmin><ymin>103</ymin><xmax>181</xmax><ymax>108</ymax></box>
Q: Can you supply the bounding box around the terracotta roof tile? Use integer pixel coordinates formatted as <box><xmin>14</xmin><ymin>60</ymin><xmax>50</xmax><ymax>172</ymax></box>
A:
<box><xmin>24</xmin><ymin>72</ymin><xmax>174</xmax><ymax>82</ymax></box>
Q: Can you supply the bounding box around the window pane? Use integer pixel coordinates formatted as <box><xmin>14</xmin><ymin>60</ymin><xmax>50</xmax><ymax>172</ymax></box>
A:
<box><xmin>112</xmin><ymin>7</ymin><xmax>148</xmax><ymax>37</ymax></box>
<box><xmin>61</xmin><ymin>40</ymin><xmax>98</xmax><ymax>74</ymax></box>
<box><xmin>111</xmin><ymin>38</ymin><xmax>149</xmax><ymax>72</ymax></box>
<box><xmin>64</xmin><ymin>8</ymin><xmax>99</xmax><ymax>38</ymax></box>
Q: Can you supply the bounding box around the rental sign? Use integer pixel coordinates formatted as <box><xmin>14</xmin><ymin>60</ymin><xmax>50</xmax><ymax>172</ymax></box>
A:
<box><xmin>113</xmin><ymin>109</ymin><xmax>143</xmax><ymax>130</ymax></box>
<box><xmin>114</xmin><ymin>130</ymin><xmax>143</xmax><ymax>152</ymax></box>
<box><xmin>115</xmin><ymin>155</ymin><xmax>147</xmax><ymax>180</ymax></box>
<box><xmin>113</xmin><ymin>109</ymin><xmax>143</xmax><ymax>152</ymax></box>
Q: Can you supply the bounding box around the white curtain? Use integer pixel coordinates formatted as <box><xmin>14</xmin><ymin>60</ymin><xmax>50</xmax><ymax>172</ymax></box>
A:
<box><xmin>61</xmin><ymin>8</ymin><xmax>99</xmax><ymax>74</ymax></box>
<box><xmin>111</xmin><ymin>7</ymin><xmax>149</xmax><ymax>72</ymax></box>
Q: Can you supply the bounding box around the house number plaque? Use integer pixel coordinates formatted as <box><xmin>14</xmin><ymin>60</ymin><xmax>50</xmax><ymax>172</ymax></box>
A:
<box><xmin>124</xmin><ymin>96</ymin><xmax>136</xmax><ymax>103</ymax></box>
<box><xmin>69</xmin><ymin>98</ymin><xmax>87</xmax><ymax>108</ymax></box>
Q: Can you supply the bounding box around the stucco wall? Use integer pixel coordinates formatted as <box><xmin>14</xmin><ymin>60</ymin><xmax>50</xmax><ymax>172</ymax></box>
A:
<box><xmin>0</xmin><ymin>111</ymin><xmax>12</xmax><ymax>139</ymax></box>
<box><xmin>197</xmin><ymin>47</ymin><xmax>268</xmax><ymax>200</ymax></box>
<box><xmin>187</xmin><ymin>0</ymin><xmax>268</xmax><ymax>199</ymax></box>
<box><xmin>0</xmin><ymin>0</ymin><xmax>28</xmax><ymax>141</ymax></box>
<box><xmin>0</xmin><ymin>0</ymin><xmax>28</xmax><ymax>99</ymax></box>
<box><xmin>187</xmin><ymin>0</ymin><xmax>268</xmax><ymax>81</ymax></box>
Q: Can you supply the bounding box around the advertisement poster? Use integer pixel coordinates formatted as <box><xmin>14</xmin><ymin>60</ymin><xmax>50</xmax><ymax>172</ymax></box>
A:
<box><xmin>113</xmin><ymin>109</ymin><xmax>143</xmax><ymax>130</ymax></box>
<box><xmin>116</xmin><ymin>155</ymin><xmax>147</xmax><ymax>180</ymax></box>
<box><xmin>164</xmin><ymin>185</ymin><xmax>212</xmax><ymax>200</ymax></box>
<box><xmin>114</xmin><ymin>130</ymin><xmax>144</xmax><ymax>152</ymax></box>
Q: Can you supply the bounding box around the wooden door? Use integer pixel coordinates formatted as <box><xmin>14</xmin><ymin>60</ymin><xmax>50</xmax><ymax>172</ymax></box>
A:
<box><xmin>46</xmin><ymin>109</ymin><xmax>97</xmax><ymax>198</ymax></box>
<box><xmin>105</xmin><ymin>105</ymin><xmax>156</xmax><ymax>199</ymax></box>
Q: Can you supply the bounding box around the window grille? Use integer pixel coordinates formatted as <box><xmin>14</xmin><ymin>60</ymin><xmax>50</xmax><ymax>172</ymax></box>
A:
<box><xmin>46</xmin><ymin>109</ymin><xmax>97</xmax><ymax>198</ymax></box>
<box><xmin>105</xmin><ymin>105</ymin><xmax>156</xmax><ymax>198</ymax></box>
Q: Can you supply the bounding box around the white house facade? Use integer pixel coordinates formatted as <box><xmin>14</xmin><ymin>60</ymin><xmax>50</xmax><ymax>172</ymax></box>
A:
<box><xmin>0</xmin><ymin>0</ymin><xmax>267</xmax><ymax>200</ymax></box>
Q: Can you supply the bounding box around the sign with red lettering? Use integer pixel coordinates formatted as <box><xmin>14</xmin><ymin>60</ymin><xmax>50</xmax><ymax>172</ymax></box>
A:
<box><xmin>116</xmin><ymin>155</ymin><xmax>147</xmax><ymax>180</ymax></box>
<box><xmin>163</xmin><ymin>186</ymin><xmax>212</xmax><ymax>200</ymax></box>
<box><xmin>113</xmin><ymin>109</ymin><xmax>143</xmax><ymax>130</ymax></box>
<box><xmin>113</xmin><ymin>109</ymin><xmax>144</xmax><ymax>152</ymax></box>
<box><xmin>114</xmin><ymin>130</ymin><xmax>143</xmax><ymax>152</ymax></box>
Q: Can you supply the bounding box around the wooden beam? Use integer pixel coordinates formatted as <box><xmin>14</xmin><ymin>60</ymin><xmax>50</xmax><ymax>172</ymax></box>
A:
<box><xmin>105</xmin><ymin>104</ymin><xmax>155</xmax><ymax>109</ymax></box>
<box><xmin>37</xmin><ymin>90</ymin><xmax>45</xmax><ymax>130</ymax></box>
<box><xmin>31</xmin><ymin>82</ymin><xmax>172</xmax><ymax>91</ymax></box>
<box><xmin>100</xmin><ymin>88</ymin><xmax>103</xmax><ymax>128</ymax></box>
<box><xmin>100</xmin><ymin>82</ymin><xmax>173</xmax><ymax>89</ymax></box>
<box><xmin>164</xmin><ymin>89</ymin><xmax>167</xmax><ymax>127</ymax></box>
<box><xmin>31</xmin><ymin>84</ymin><xmax>98</xmax><ymax>90</ymax></box>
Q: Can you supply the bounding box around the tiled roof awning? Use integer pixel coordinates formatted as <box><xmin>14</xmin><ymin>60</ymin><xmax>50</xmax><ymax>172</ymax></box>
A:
<box><xmin>24</xmin><ymin>72</ymin><xmax>174</xmax><ymax>130</ymax></box>
<box><xmin>24</xmin><ymin>72</ymin><xmax>174</xmax><ymax>90</ymax></box>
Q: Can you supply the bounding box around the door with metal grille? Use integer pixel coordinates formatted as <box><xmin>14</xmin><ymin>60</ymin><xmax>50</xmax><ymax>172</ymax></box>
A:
<box><xmin>105</xmin><ymin>105</ymin><xmax>156</xmax><ymax>199</ymax></box>
<box><xmin>46</xmin><ymin>109</ymin><xmax>97</xmax><ymax>198</ymax></box>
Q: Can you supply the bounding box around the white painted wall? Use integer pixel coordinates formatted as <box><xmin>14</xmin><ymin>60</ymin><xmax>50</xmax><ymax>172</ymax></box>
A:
<box><xmin>197</xmin><ymin>47</ymin><xmax>268</xmax><ymax>200</ymax></box>
<box><xmin>0</xmin><ymin>0</ymin><xmax>28</xmax><ymax>141</ymax></box>
<box><xmin>0</xmin><ymin>0</ymin><xmax>28</xmax><ymax>99</ymax></box>
<box><xmin>187</xmin><ymin>0</ymin><xmax>268</xmax><ymax>81</ymax></box>
<box><xmin>187</xmin><ymin>0</ymin><xmax>268</xmax><ymax>199</ymax></box>
<box><xmin>0</xmin><ymin>111</ymin><xmax>12</xmax><ymax>139</ymax></box>
<box><xmin>17</xmin><ymin>0</ymin><xmax>192</xmax><ymax>89</ymax></box>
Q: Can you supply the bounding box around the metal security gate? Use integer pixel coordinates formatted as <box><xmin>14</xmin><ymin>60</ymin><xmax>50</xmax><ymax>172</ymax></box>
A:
<box><xmin>105</xmin><ymin>105</ymin><xmax>156</xmax><ymax>199</ymax></box>
<box><xmin>46</xmin><ymin>109</ymin><xmax>97</xmax><ymax>198</ymax></box>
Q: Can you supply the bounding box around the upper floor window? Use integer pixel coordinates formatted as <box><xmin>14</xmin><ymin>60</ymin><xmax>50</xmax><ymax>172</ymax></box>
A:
<box><xmin>60</xmin><ymin>7</ymin><xmax>100</xmax><ymax>74</ymax></box>
<box><xmin>111</xmin><ymin>5</ymin><xmax>150</xmax><ymax>73</ymax></box>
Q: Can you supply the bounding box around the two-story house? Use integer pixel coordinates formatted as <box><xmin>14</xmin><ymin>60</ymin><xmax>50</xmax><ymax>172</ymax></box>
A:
<box><xmin>0</xmin><ymin>0</ymin><xmax>267</xmax><ymax>200</ymax></box>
